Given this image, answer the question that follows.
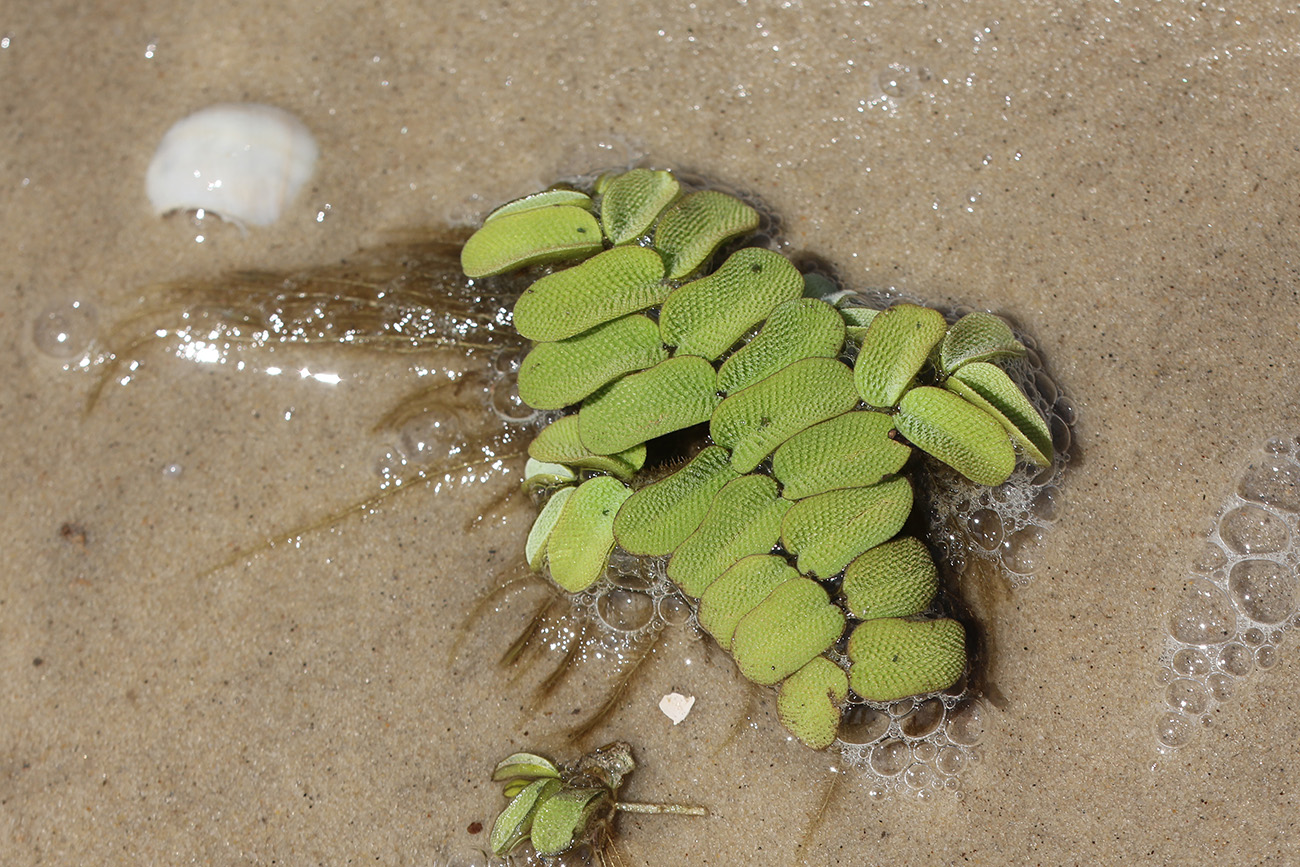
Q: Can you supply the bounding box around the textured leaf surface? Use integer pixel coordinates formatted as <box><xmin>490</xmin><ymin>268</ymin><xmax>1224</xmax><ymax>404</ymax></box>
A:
<box><xmin>841</xmin><ymin>536</ymin><xmax>938</xmax><ymax>620</ymax></box>
<box><xmin>546</xmin><ymin>476</ymin><xmax>632</xmax><ymax>593</ymax></box>
<box><xmin>531</xmin><ymin>787</ymin><xmax>611</xmax><ymax>856</ymax></box>
<box><xmin>771</xmin><ymin>410</ymin><xmax>911</xmax><ymax>500</ymax></box>
<box><xmin>781</xmin><ymin>477</ymin><xmax>913</xmax><ymax>578</ymax></box>
<box><xmin>667</xmin><ymin>474</ymin><xmax>791</xmax><ymax>597</ymax></box>
<box><xmin>658</xmin><ymin>248</ymin><xmax>803</xmax><ymax>360</ymax></box>
<box><xmin>894</xmin><ymin>386</ymin><xmax>1016</xmax><ymax>486</ymax></box>
<box><xmin>517</xmin><ymin>314</ymin><xmax>668</xmax><ymax>410</ymax></box>
<box><xmin>710</xmin><ymin>357</ymin><xmax>859</xmax><ymax>474</ymax></box>
<box><xmin>944</xmin><ymin>361</ymin><xmax>1053</xmax><ymax>467</ymax></box>
<box><xmin>847</xmin><ymin>618</ymin><xmax>967</xmax><ymax>702</ymax></box>
<box><xmin>525</xmin><ymin>486</ymin><xmax>574</xmax><ymax>571</ymax></box>
<box><xmin>715</xmin><ymin>298</ymin><xmax>846</xmax><ymax>394</ymax></box>
<box><xmin>697</xmin><ymin>554</ymin><xmax>797</xmax><ymax>648</ymax></box>
<box><xmin>490</xmin><ymin>777</ymin><xmax>563</xmax><ymax>856</ymax></box>
<box><xmin>613</xmin><ymin>446</ymin><xmax>739</xmax><ymax>556</ymax></box>
<box><xmin>492</xmin><ymin>752</ymin><xmax>562</xmax><ymax>783</ymax></box>
<box><xmin>599</xmin><ymin>169</ymin><xmax>680</xmax><ymax>245</ymax></box>
<box><xmin>839</xmin><ymin>306</ymin><xmax>880</xmax><ymax>344</ymax></box>
<box><xmin>527</xmin><ymin>415</ymin><xmax>645</xmax><ymax>480</ymax></box>
<box><xmin>652</xmin><ymin>190</ymin><xmax>761</xmax><ymax>278</ymax></box>
<box><xmin>731</xmin><ymin>578</ymin><xmax>846</xmax><ymax>686</ymax></box>
<box><xmin>512</xmin><ymin>246</ymin><xmax>667</xmax><ymax>341</ymax></box>
<box><xmin>777</xmin><ymin>657</ymin><xmax>849</xmax><ymax>750</ymax></box>
<box><xmin>579</xmin><ymin>356</ymin><xmax>720</xmax><ymax>455</ymax></box>
<box><xmin>485</xmin><ymin>189</ymin><xmax>593</xmax><ymax>222</ymax></box>
<box><xmin>852</xmin><ymin>303</ymin><xmax>947</xmax><ymax>407</ymax></box>
<box><xmin>462</xmin><ymin>205</ymin><xmax>603</xmax><ymax>278</ymax></box>
<box><xmin>938</xmin><ymin>311</ymin><xmax>1025</xmax><ymax>374</ymax></box>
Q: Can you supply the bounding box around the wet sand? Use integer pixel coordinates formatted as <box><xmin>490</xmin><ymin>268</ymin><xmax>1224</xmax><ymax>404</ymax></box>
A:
<box><xmin>3</xmin><ymin>2</ymin><xmax>1299</xmax><ymax>864</ymax></box>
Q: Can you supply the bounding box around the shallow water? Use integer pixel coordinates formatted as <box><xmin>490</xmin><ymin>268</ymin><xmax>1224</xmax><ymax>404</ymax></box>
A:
<box><xmin>4</xmin><ymin>2</ymin><xmax>1300</xmax><ymax>863</ymax></box>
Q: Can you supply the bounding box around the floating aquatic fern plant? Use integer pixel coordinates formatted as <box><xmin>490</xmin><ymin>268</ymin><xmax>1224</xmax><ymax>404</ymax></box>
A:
<box><xmin>461</xmin><ymin>168</ymin><xmax>1054</xmax><ymax>750</ymax></box>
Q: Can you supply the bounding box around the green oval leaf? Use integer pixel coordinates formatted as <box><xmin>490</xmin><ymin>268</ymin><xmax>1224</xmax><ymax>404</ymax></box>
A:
<box><xmin>527</xmin><ymin>415</ymin><xmax>646</xmax><ymax>480</ymax></box>
<box><xmin>847</xmin><ymin>618</ymin><xmax>966</xmax><ymax>702</ymax></box>
<box><xmin>697</xmin><ymin>554</ymin><xmax>798</xmax><ymax>648</ymax></box>
<box><xmin>462</xmin><ymin>205</ymin><xmax>603</xmax><ymax>278</ymax></box>
<box><xmin>938</xmin><ymin>311</ymin><xmax>1025</xmax><ymax>374</ymax></box>
<box><xmin>667</xmin><ymin>474</ymin><xmax>791</xmax><ymax>597</ymax></box>
<box><xmin>780</xmin><ymin>477</ymin><xmax>913</xmax><ymax>579</ymax></box>
<box><xmin>841</xmin><ymin>536</ymin><xmax>938</xmax><ymax>620</ymax></box>
<box><xmin>545</xmin><ymin>476</ymin><xmax>632</xmax><ymax>593</ymax></box>
<box><xmin>599</xmin><ymin>169</ymin><xmax>680</xmax><ymax>245</ymax></box>
<box><xmin>530</xmin><ymin>787</ymin><xmax>612</xmax><ymax>856</ymax></box>
<box><xmin>578</xmin><ymin>356</ymin><xmax>720</xmax><ymax>455</ymax></box>
<box><xmin>489</xmin><ymin>777</ymin><xmax>563</xmax><ymax>856</ymax></box>
<box><xmin>777</xmin><ymin>656</ymin><xmax>849</xmax><ymax>750</ymax></box>
<box><xmin>659</xmin><ymin>247</ymin><xmax>804</xmax><ymax>360</ymax></box>
<box><xmin>613</xmin><ymin>446</ymin><xmax>740</xmax><ymax>556</ymax></box>
<box><xmin>731</xmin><ymin>578</ymin><xmax>846</xmax><ymax>686</ymax></box>
<box><xmin>652</xmin><ymin>190</ymin><xmax>761</xmax><ymax>279</ymax></box>
<box><xmin>492</xmin><ymin>752</ymin><xmax>562</xmax><ymax>784</ymax></box>
<box><xmin>894</xmin><ymin>386</ymin><xmax>1016</xmax><ymax>486</ymax></box>
<box><xmin>512</xmin><ymin>246</ymin><xmax>668</xmax><ymax>342</ymax></box>
<box><xmin>715</xmin><ymin>298</ymin><xmax>847</xmax><ymax>395</ymax></box>
<box><xmin>525</xmin><ymin>486</ymin><xmax>574</xmax><ymax>571</ymax></box>
<box><xmin>943</xmin><ymin>361</ymin><xmax>1053</xmax><ymax>468</ymax></box>
<box><xmin>517</xmin><ymin>314</ymin><xmax>668</xmax><ymax>410</ymax></box>
<box><xmin>852</xmin><ymin>303</ymin><xmax>948</xmax><ymax>408</ymax></box>
<box><xmin>485</xmin><ymin>189</ymin><xmax>593</xmax><ymax>222</ymax></box>
<box><xmin>710</xmin><ymin>357</ymin><xmax>859</xmax><ymax>474</ymax></box>
<box><xmin>771</xmin><ymin>410</ymin><xmax>912</xmax><ymax>500</ymax></box>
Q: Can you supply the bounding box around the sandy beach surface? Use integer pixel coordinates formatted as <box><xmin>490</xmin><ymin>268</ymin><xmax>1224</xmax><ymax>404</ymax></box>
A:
<box><xmin>3</xmin><ymin>2</ymin><xmax>1299</xmax><ymax>864</ymax></box>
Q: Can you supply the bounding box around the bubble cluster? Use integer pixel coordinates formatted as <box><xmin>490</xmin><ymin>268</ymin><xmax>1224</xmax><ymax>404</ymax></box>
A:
<box><xmin>1154</xmin><ymin>435</ymin><xmax>1300</xmax><ymax>750</ymax></box>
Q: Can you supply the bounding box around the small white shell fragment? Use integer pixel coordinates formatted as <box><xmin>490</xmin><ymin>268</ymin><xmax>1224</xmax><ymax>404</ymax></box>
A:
<box><xmin>146</xmin><ymin>103</ymin><xmax>319</xmax><ymax>227</ymax></box>
<box><xmin>659</xmin><ymin>692</ymin><xmax>696</xmax><ymax>725</ymax></box>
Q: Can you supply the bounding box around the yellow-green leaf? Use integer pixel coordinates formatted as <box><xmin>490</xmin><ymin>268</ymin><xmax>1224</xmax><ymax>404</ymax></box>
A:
<box><xmin>489</xmin><ymin>777</ymin><xmax>563</xmax><ymax>856</ymax></box>
<box><xmin>578</xmin><ymin>356</ymin><xmax>720</xmax><ymax>455</ymax></box>
<box><xmin>517</xmin><ymin>315</ymin><xmax>668</xmax><ymax>410</ymax></box>
<box><xmin>599</xmin><ymin>169</ymin><xmax>680</xmax><ymax>245</ymax></box>
<box><xmin>545</xmin><ymin>476</ymin><xmax>632</xmax><ymax>593</ymax></box>
<box><xmin>715</xmin><ymin>298</ymin><xmax>847</xmax><ymax>394</ymax></box>
<box><xmin>731</xmin><ymin>578</ymin><xmax>846</xmax><ymax>686</ymax></box>
<box><xmin>492</xmin><ymin>752</ymin><xmax>562</xmax><ymax>783</ymax></box>
<box><xmin>652</xmin><ymin>190</ymin><xmax>761</xmax><ymax>279</ymax></box>
<box><xmin>667</xmin><ymin>474</ymin><xmax>791</xmax><ymax>597</ymax></box>
<box><xmin>697</xmin><ymin>554</ymin><xmax>797</xmax><ymax>648</ymax></box>
<box><xmin>777</xmin><ymin>657</ymin><xmax>849</xmax><ymax>750</ymax></box>
<box><xmin>771</xmin><ymin>410</ymin><xmax>912</xmax><ymax>500</ymax></box>
<box><xmin>780</xmin><ymin>477</ymin><xmax>913</xmax><ymax>579</ymax></box>
<box><xmin>462</xmin><ymin>205</ymin><xmax>603</xmax><ymax>278</ymax></box>
<box><xmin>847</xmin><ymin>618</ymin><xmax>966</xmax><ymax>702</ymax></box>
<box><xmin>527</xmin><ymin>415</ymin><xmax>646</xmax><ymax>480</ymax></box>
<box><xmin>525</xmin><ymin>486</ymin><xmax>574</xmax><ymax>571</ymax></box>
<box><xmin>710</xmin><ymin>357</ymin><xmax>859</xmax><ymax>474</ymax></box>
<box><xmin>658</xmin><ymin>248</ymin><xmax>803</xmax><ymax>360</ymax></box>
<box><xmin>944</xmin><ymin>361</ymin><xmax>1053</xmax><ymax>468</ymax></box>
<box><xmin>894</xmin><ymin>386</ymin><xmax>1016</xmax><ymax>486</ymax></box>
<box><xmin>852</xmin><ymin>303</ymin><xmax>947</xmax><ymax>408</ymax></box>
<box><xmin>485</xmin><ymin>189</ymin><xmax>593</xmax><ymax>222</ymax></box>
<box><xmin>938</xmin><ymin>311</ymin><xmax>1025</xmax><ymax>374</ymax></box>
<box><xmin>530</xmin><ymin>787</ymin><xmax>611</xmax><ymax>856</ymax></box>
<box><xmin>613</xmin><ymin>446</ymin><xmax>740</xmax><ymax>556</ymax></box>
<box><xmin>841</xmin><ymin>536</ymin><xmax>938</xmax><ymax>620</ymax></box>
<box><xmin>512</xmin><ymin>246</ymin><xmax>668</xmax><ymax>342</ymax></box>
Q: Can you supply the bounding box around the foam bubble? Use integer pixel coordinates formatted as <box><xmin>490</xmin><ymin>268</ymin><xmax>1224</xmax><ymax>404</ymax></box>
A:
<box><xmin>1219</xmin><ymin>505</ymin><xmax>1290</xmax><ymax>554</ymax></box>
<box><xmin>1155</xmin><ymin>711</ymin><xmax>1195</xmax><ymax>749</ymax></box>
<box><xmin>32</xmin><ymin>300</ymin><xmax>96</xmax><ymax>360</ymax></box>
<box><xmin>1167</xmin><ymin>578</ymin><xmax>1236</xmax><ymax>645</ymax></box>
<box><xmin>1237</xmin><ymin>459</ymin><xmax>1300</xmax><ymax>513</ymax></box>
<box><xmin>1227</xmin><ymin>559</ymin><xmax>1296</xmax><ymax>625</ymax></box>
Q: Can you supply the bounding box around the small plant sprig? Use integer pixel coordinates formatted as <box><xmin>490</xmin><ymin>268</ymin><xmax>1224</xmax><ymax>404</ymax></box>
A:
<box><xmin>488</xmin><ymin>742</ymin><xmax>706</xmax><ymax>862</ymax></box>
<box><xmin>464</xmin><ymin>168</ymin><xmax>1054</xmax><ymax>749</ymax></box>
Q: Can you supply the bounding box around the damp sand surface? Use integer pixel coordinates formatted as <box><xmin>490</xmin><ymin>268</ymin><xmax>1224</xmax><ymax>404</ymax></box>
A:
<box><xmin>3</xmin><ymin>2</ymin><xmax>1300</xmax><ymax>864</ymax></box>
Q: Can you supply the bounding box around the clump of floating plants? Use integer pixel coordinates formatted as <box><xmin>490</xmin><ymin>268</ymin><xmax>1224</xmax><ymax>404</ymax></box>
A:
<box><xmin>487</xmin><ymin>741</ymin><xmax>705</xmax><ymax>865</ymax></box>
<box><xmin>461</xmin><ymin>168</ymin><xmax>1055</xmax><ymax>751</ymax></box>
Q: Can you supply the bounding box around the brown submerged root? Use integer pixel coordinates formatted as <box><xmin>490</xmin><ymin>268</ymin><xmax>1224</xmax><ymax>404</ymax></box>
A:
<box><xmin>87</xmin><ymin>232</ymin><xmax>530</xmax><ymax>413</ymax></box>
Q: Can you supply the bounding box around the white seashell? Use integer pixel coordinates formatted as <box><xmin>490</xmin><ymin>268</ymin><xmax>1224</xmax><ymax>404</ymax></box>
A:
<box><xmin>146</xmin><ymin>103</ymin><xmax>319</xmax><ymax>228</ymax></box>
<box><xmin>658</xmin><ymin>692</ymin><xmax>696</xmax><ymax>725</ymax></box>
